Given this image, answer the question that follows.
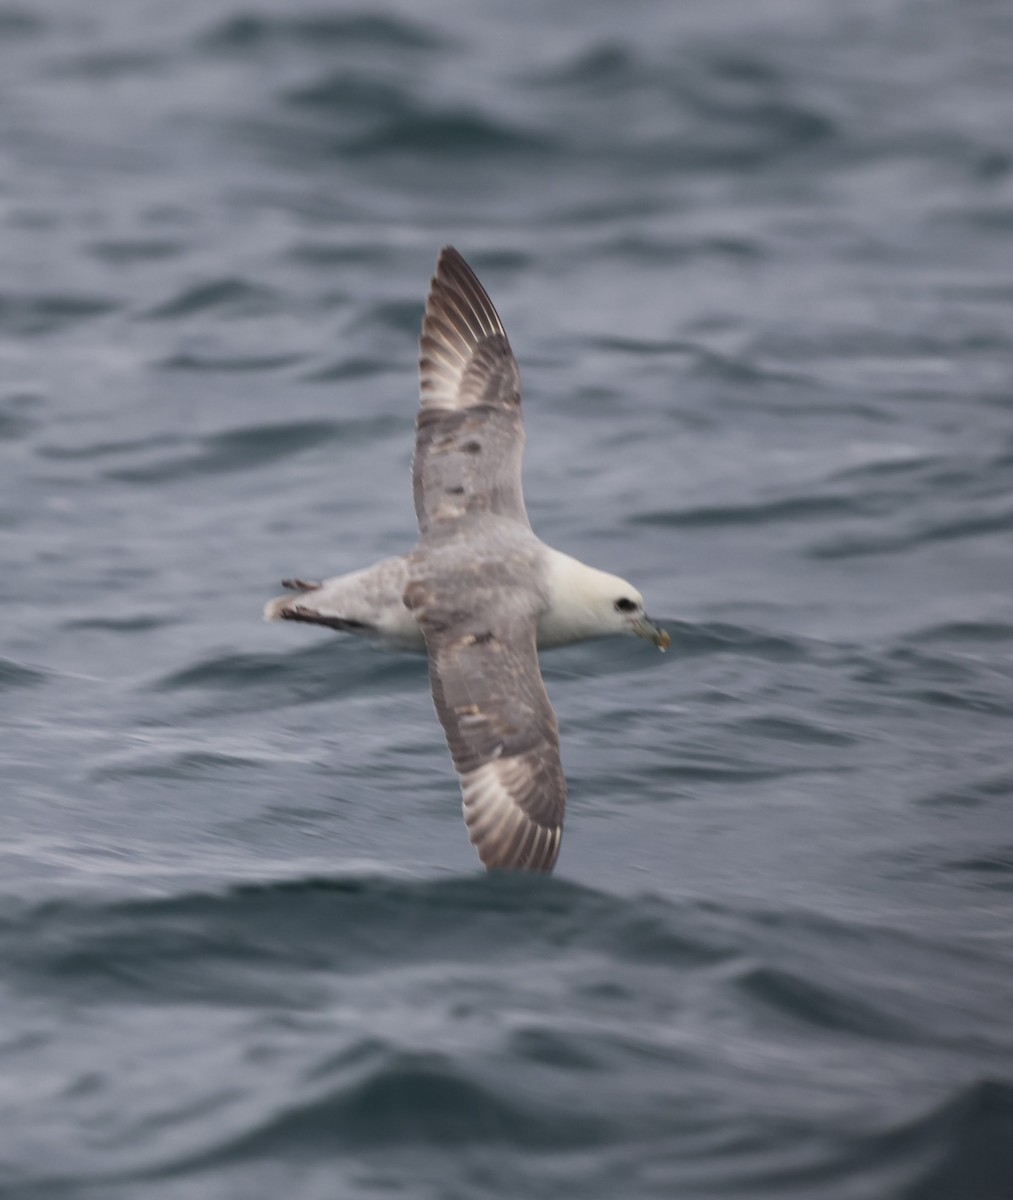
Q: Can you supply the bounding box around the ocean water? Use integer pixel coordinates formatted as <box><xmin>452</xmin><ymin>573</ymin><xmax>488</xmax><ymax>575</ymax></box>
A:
<box><xmin>3</xmin><ymin>0</ymin><xmax>1013</xmax><ymax>1196</ymax></box>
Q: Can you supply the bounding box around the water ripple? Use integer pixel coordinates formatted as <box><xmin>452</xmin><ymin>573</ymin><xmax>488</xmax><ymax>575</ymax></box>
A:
<box><xmin>199</xmin><ymin>12</ymin><xmax>448</xmax><ymax>54</ymax></box>
<box><xmin>0</xmin><ymin>293</ymin><xmax>117</xmax><ymax>336</ymax></box>
<box><xmin>146</xmin><ymin>278</ymin><xmax>283</xmax><ymax>320</ymax></box>
<box><xmin>98</xmin><ymin>421</ymin><xmax>338</xmax><ymax>483</ymax></box>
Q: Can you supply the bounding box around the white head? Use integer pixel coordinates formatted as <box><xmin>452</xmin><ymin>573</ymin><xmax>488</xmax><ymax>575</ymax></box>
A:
<box><xmin>540</xmin><ymin>551</ymin><xmax>669</xmax><ymax>650</ymax></box>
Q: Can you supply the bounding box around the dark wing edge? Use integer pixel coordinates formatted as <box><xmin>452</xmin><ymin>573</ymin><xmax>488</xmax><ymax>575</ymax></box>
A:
<box><xmin>422</xmin><ymin>619</ymin><xmax>565</xmax><ymax>873</ymax></box>
<box><xmin>418</xmin><ymin>246</ymin><xmax>519</xmax><ymax>413</ymax></box>
<box><xmin>460</xmin><ymin>754</ymin><xmax>564</xmax><ymax>872</ymax></box>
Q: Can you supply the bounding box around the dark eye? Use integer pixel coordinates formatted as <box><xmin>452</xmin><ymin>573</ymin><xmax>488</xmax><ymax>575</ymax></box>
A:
<box><xmin>614</xmin><ymin>597</ymin><xmax>638</xmax><ymax>613</ymax></box>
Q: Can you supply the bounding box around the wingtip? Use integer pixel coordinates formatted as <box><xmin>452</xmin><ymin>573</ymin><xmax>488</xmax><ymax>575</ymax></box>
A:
<box><xmin>419</xmin><ymin>244</ymin><xmax>513</xmax><ymax>411</ymax></box>
<box><xmin>424</xmin><ymin>246</ymin><xmax>506</xmax><ymax>336</ymax></box>
<box><xmin>430</xmin><ymin>246</ymin><xmax>460</xmax><ymax>292</ymax></box>
<box><xmin>436</xmin><ymin>243</ymin><xmax>462</xmax><ymax>270</ymax></box>
<box><xmin>430</xmin><ymin>245</ymin><xmax>492</xmax><ymax>303</ymax></box>
<box><xmin>461</xmin><ymin>761</ymin><xmax>564</xmax><ymax>873</ymax></box>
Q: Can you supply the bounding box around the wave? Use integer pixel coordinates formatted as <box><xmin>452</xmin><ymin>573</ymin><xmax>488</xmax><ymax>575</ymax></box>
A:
<box><xmin>151</xmin><ymin>642</ymin><xmax>422</xmax><ymax>713</ymax></box>
<box><xmin>1</xmin><ymin>874</ymin><xmax>737</xmax><ymax>991</ymax></box>
<box><xmin>0</xmin><ymin>657</ymin><xmax>48</xmax><ymax>691</ymax></box>
<box><xmin>0</xmin><ymin>292</ymin><xmax>117</xmax><ymax>337</ymax></box>
<box><xmin>199</xmin><ymin>13</ymin><xmax>447</xmax><ymax>54</ymax></box>
<box><xmin>3</xmin><ymin>876</ymin><xmax>1010</xmax><ymax>1196</ymax></box>
<box><xmin>95</xmin><ymin>421</ymin><xmax>345</xmax><ymax>483</ymax></box>
<box><xmin>144</xmin><ymin>278</ymin><xmax>283</xmax><ymax>321</ymax></box>
<box><xmin>662</xmin><ymin>621</ymin><xmax>814</xmax><ymax>662</ymax></box>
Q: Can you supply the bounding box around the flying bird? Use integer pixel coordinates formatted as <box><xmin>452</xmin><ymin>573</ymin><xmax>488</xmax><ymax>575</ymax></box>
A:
<box><xmin>266</xmin><ymin>247</ymin><xmax>668</xmax><ymax>872</ymax></box>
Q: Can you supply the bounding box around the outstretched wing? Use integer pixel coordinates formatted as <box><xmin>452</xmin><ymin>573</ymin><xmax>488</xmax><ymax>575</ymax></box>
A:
<box><xmin>413</xmin><ymin>247</ymin><xmax>529</xmax><ymax>537</ymax></box>
<box><xmin>405</xmin><ymin>573</ymin><xmax>565</xmax><ymax>872</ymax></box>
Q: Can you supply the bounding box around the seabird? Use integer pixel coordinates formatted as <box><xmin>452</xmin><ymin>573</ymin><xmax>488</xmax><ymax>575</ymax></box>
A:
<box><xmin>265</xmin><ymin>247</ymin><xmax>668</xmax><ymax>872</ymax></box>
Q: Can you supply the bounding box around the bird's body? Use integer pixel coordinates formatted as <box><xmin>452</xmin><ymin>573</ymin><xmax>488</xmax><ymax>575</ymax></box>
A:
<box><xmin>265</xmin><ymin>542</ymin><xmax>651</xmax><ymax>654</ymax></box>
<box><xmin>266</xmin><ymin>248</ymin><xmax>667</xmax><ymax>872</ymax></box>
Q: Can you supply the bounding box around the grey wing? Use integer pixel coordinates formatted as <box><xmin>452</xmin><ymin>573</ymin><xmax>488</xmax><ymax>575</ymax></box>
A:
<box><xmin>413</xmin><ymin>246</ymin><xmax>529</xmax><ymax>536</ymax></box>
<box><xmin>408</xmin><ymin>588</ymin><xmax>565</xmax><ymax>872</ymax></box>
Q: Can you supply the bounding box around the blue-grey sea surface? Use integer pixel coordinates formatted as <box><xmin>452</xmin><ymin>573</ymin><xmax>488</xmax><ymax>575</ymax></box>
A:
<box><xmin>2</xmin><ymin>0</ymin><xmax>1013</xmax><ymax>1197</ymax></box>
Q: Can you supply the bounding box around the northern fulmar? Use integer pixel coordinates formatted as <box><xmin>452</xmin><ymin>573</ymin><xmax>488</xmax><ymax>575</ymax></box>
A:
<box><xmin>265</xmin><ymin>247</ymin><xmax>668</xmax><ymax>873</ymax></box>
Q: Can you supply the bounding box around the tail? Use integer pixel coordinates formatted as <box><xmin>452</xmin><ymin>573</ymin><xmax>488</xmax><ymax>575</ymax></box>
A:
<box><xmin>263</xmin><ymin>580</ymin><xmax>371</xmax><ymax>633</ymax></box>
<box><xmin>264</xmin><ymin>557</ymin><xmax>417</xmax><ymax>647</ymax></box>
